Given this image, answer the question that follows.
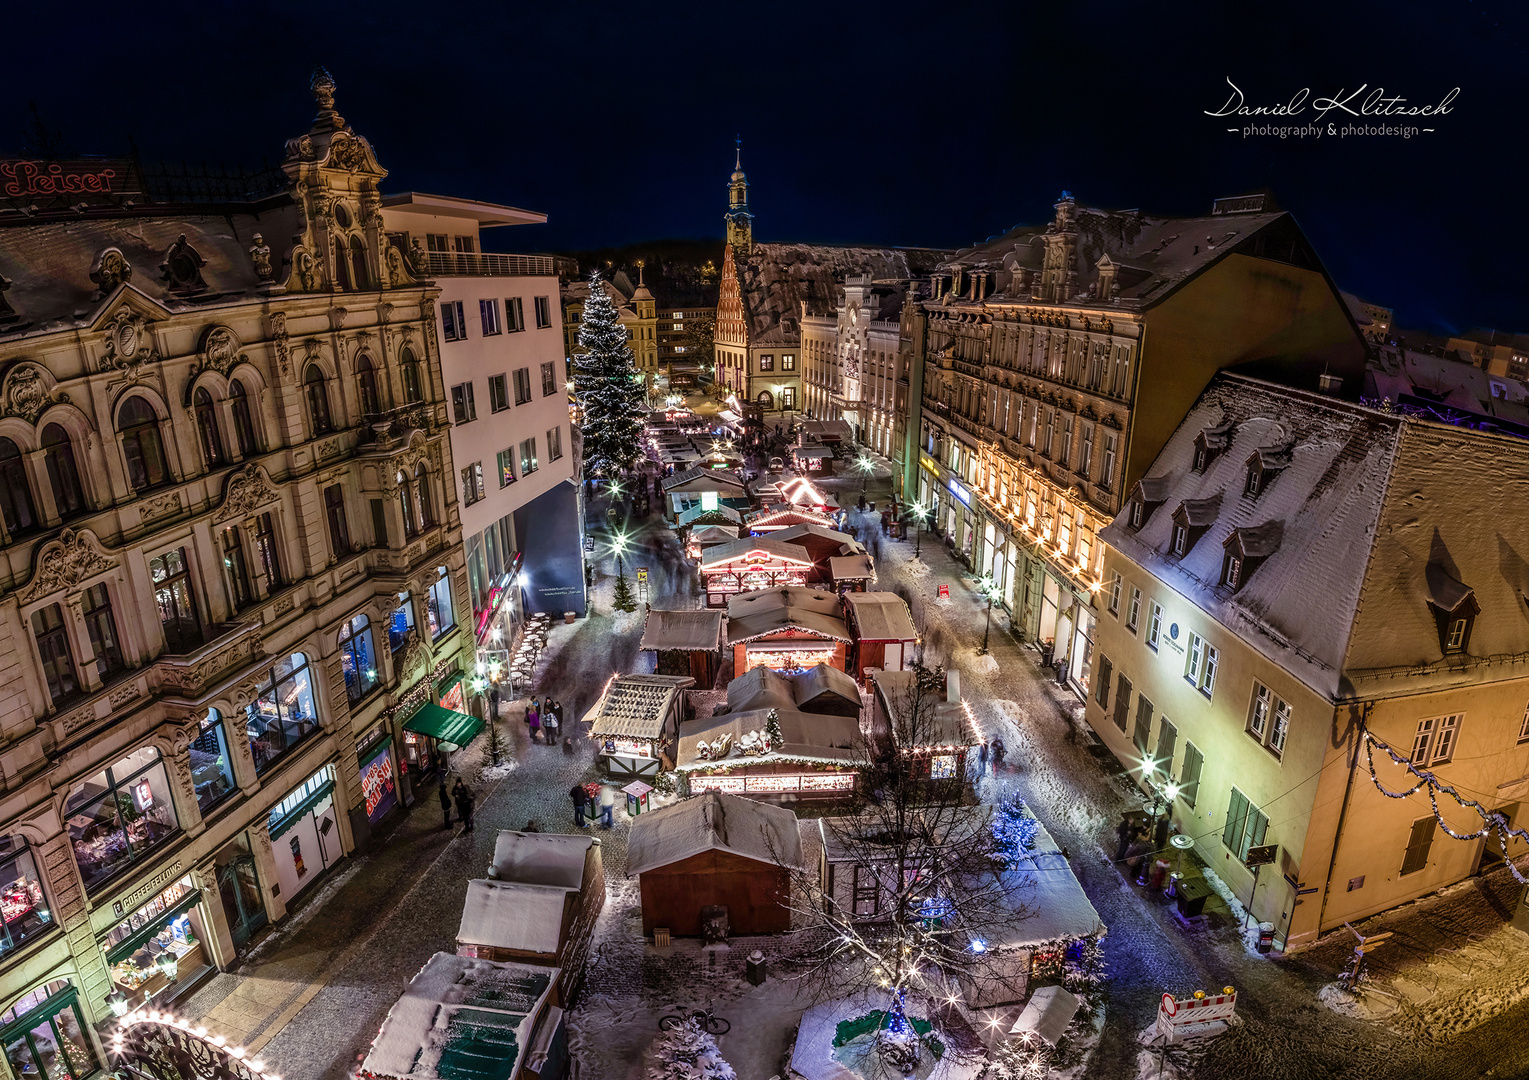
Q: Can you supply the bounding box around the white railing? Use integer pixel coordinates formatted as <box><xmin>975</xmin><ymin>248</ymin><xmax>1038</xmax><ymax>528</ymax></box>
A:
<box><xmin>423</xmin><ymin>251</ymin><xmax>556</xmax><ymax>277</ymax></box>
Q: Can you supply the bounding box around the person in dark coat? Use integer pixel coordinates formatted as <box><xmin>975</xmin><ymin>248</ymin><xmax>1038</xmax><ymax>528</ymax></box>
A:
<box><xmin>1125</xmin><ymin>832</ymin><xmax>1152</xmax><ymax>884</ymax></box>
<box><xmin>569</xmin><ymin>783</ymin><xmax>589</xmax><ymax>828</ymax></box>
<box><xmin>977</xmin><ymin>741</ymin><xmax>989</xmax><ymax>778</ymax></box>
<box><xmin>1115</xmin><ymin>817</ymin><xmax>1135</xmax><ymax>864</ymax></box>
<box><xmin>543</xmin><ymin>701</ymin><xmax>560</xmax><ymax>746</ymax></box>
<box><xmin>991</xmin><ymin>738</ymin><xmax>1007</xmax><ymax>773</ymax></box>
<box><xmin>453</xmin><ymin>780</ymin><xmax>475</xmax><ymax>832</ymax></box>
<box><xmin>438</xmin><ymin>780</ymin><xmax>453</xmax><ymax>828</ymax></box>
<box><xmin>1153</xmin><ymin>813</ymin><xmax>1172</xmax><ymax>854</ymax></box>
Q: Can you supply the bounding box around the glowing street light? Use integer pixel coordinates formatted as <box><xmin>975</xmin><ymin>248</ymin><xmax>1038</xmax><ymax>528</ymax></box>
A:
<box><xmin>857</xmin><ymin>454</ymin><xmax>874</xmax><ymax>492</ymax></box>
<box><xmin>977</xmin><ymin>574</ymin><xmax>1002</xmax><ymax>655</ymax></box>
<box><xmin>908</xmin><ymin>502</ymin><xmax>930</xmax><ymax>558</ymax></box>
<box><xmin>609</xmin><ymin>529</ymin><xmax>632</xmax><ymax>575</ymax></box>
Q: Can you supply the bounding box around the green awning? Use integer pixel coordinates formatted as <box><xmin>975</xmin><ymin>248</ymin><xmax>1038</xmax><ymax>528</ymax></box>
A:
<box><xmin>269</xmin><ymin>779</ymin><xmax>335</xmax><ymax>840</ymax></box>
<box><xmin>404</xmin><ymin>702</ymin><xmax>483</xmax><ymax>748</ymax></box>
<box><xmin>105</xmin><ymin>888</ymin><xmax>203</xmax><ymax>964</ymax></box>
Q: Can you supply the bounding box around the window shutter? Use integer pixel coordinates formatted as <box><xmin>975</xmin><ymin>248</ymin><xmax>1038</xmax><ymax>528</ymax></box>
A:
<box><xmin>1224</xmin><ymin>789</ymin><xmax>1249</xmax><ymax>852</ymax></box>
<box><xmin>1400</xmin><ymin>816</ymin><xmax>1436</xmax><ymax>876</ymax></box>
<box><xmin>1095</xmin><ymin>656</ymin><xmax>1112</xmax><ymax>709</ymax></box>
<box><xmin>1155</xmin><ymin>719</ymin><xmax>1177</xmax><ymax>781</ymax></box>
<box><xmin>1180</xmin><ymin>743</ymin><xmax>1203</xmax><ymax>808</ymax></box>
<box><xmin>1113</xmin><ymin>674</ymin><xmax>1132</xmax><ymax>732</ymax></box>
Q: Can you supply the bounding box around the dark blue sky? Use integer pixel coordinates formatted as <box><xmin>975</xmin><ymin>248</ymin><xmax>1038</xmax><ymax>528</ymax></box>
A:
<box><xmin>6</xmin><ymin>1</ymin><xmax>1526</xmax><ymax>334</ymax></box>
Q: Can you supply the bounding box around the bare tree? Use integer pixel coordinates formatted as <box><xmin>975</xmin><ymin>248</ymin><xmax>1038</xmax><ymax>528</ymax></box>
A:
<box><xmin>773</xmin><ymin>664</ymin><xmax>1038</xmax><ymax>1073</ymax></box>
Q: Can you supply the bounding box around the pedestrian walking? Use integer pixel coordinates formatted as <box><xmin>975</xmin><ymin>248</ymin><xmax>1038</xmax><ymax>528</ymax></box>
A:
<box><xmin>438</xmin><ymin>779</ymin><xmax>453</xmax><ymax>828</ymax></box>
<box><xmin>527</xmin><ymin>699</ymin><xmax>540</xmax><ymax>743</ymax></box>
<box><xmin>1126</xmin><ymin>832</ymin><xmax>1152</xmax><ymax>885</ymax></box>
<box><xmin>528</xmin><ymin>707</ymin><xmax>541</xmax><ymax>744</ymax></box>
<box><xmin>599</xmin><ymin>784</ymin><xmax>616</xmax><ymax>828</ymax></box>
<box><xmin>570</xmin><ymin>783</ymin><xmax>589</xmax><ymax>827</ymax></box>
<box><xmin>1153</xmin><ymin>813</ymin><xmax>1172</xmax><ymax>854</ymax></box>
<box><xmin>977</xmin><ymin>741</ymin><xmax>989</xmax><ymax>778</ymax></box>
<box><xmin>1114</xmin><ymin>817</ymin><xmax>1134</xmax><ymax>864</ymax></box>
<box><xmin>452</xmin><ymin>780</ymin><xmax>470</xmax><ymax>832</ymax></box>
<box><xmin>543</xmin><ymin>702</ymin><xmax>560</xmax><ymax>745</ymax></box>
<box><xmin>991</xmin><ymin>738</ymin><xmax>1007</xmax><ymax>773</ymax></box>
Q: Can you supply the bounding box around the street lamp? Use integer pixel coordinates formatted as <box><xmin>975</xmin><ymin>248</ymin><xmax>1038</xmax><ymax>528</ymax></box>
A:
<box><xmin>609</xmin><ymin>530</ymin><xmax>632</xmax><ymax>575</ymax></box>
<box><xmin>907</xmin><ymin>502</ymin><xmax>929</xmax><ymax>558</ymax></box>
<box><xmin>858</xmin><ymin>454</ymin><xmax>874</xmax><ymax>493</ymax></box>
<box><xmin>978</xmin><ymin>574</ymin><xmax>1001</xmax><ymax>655</ymax></box>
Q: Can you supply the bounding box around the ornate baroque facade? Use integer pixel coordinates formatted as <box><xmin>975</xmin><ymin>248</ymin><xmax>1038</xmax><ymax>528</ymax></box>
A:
<box><xmin>0</xmin><ymin>70</ymin><xmax>472</xmax><ymax>1043</ymax></box>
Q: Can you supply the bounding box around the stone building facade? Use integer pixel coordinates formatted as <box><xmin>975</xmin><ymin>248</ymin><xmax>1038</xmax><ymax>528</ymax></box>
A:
<box><xmin>0</xmin><ymin>70</ymin><xmax>472</xmax><ymax>1051</ymax></box>
<box><xmin>800</xmin><ymin>275</ymin><xmax>912</xmax><ymax>461</ymax></box>
<box><xmin>908</xmin><ymin>192</ymin><xmax>1367</xmax><ymax>701</ymax></box>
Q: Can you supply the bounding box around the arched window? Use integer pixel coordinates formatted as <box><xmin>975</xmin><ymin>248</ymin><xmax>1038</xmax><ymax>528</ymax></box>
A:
<box><xmin>401</xmin><ymin>348</ymin><xmax>422</xmax><ymax>403</ymax></box>
<box><xmin>229</xmin><ymin>379</ymin><xmax>256</xmax><ymax>457</ymax></box>
<box><xmin>0</xmin><ymin>438</ymin><xmax>38</xmax><ymax>536</ymax></box>
<box><xmin>357</xmin><ymin>355</ymin><xmax>381</xmax><ymax>417</ymax></box>
<box><xmin>332</xmin><ymin>236</ymin><xmax>352</xmax><ymax>292</ymax></box>
<box><xmin>0</xmin><ymin>980</ymin><xmax>98</xmax><ymax>1079</ymax></box>
<box><xmin>398</xmin><ymin>471</ymin><xmax>417</xmax><ymax>538</ymax></box>
<box><xmin>757</xmin><ymin>390</ymin><xmax>774</xmax><ymax>410</ymax></box>
<box><xmin>426</xmin><ymin>566</ymin><xmax>454</xmax><ymax>640</ymax></box>
<box><xmin>194</xmin><ymin>386</ymin><xmax>224</xmax><ymax>469</ymax></box>
<box><xmin>117</xmin><ymin>395</ymin><xmax>168</xmax><ymax>491</ymax></box>
<box><xmin>415</xmin><ymin>463</ymin><xmax>434</xmax><ymax>528</ymax></box>
<box><xmin>305</xmin><ymin>365</ymin><xmax>332</xmax><ymax>434</ymax></box>
<box><xmin>337</xmin><ymin>614</ymin><xmax>379</xmax><ymax>705</ymax></box>
<box><xmin>245</xmin><ymin>652</ymin><xmax>318</xmax><ymax>775</ymax></box>
<box><xmin>0</xmin><ymin>837</ymin><xmax>54</xmax><ymax>952</ymax></box>
<box><xmin>350</xmin><ymin>235</ymin><xmax>369</xmax><ymax>291</ymax></box>
<box><xmin>41</xmin><ymin>424</ymin><xmax>84</xmax><ymax>519</ymax></box>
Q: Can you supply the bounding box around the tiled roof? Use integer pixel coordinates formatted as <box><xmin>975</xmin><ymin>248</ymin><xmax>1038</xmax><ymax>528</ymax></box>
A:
<box><xmin>582</xmin><ymin>674</ymin><xmax>695</xmax><ymax>739</ymax></box>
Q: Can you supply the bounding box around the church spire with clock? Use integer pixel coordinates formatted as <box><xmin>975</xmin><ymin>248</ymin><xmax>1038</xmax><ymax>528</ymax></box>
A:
<box><xmin>725</xmin><ymin>137</ymin><xmax>753</xmax><ymax>255</ymax></box>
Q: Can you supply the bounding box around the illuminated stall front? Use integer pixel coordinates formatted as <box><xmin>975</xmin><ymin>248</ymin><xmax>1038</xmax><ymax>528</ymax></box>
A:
<box><xmin>745</xmin><ymin>504</ymin><xmax>836</xmax><ymax>535</ymax></box>
<box><xmin>101</xmin><ymin>874</ymin><xmax>212</xmax><ymax>1011</ymax></box>
<box><xmin>582</xmin><ymin>674</ymin><xmax>695</xmax><ymax>781</ymax></box>
<box><xmin>869</xmin><ymin>668</ymin><xmax>978</xmax><ymax>782</ymax></box>
<box><xmin>726</xmin><ymin>586</ymin><xmax>852</xmax><ymax>674</ymax></box>
<box><xmin>677</xmin><ymin>708</ymin><xmax>863</xmax><ymax>800</ymax></box>
<box><xmin>699</xmin><ymin>537</ymin><xmax>815</xmax><ymax>607</ymax></box>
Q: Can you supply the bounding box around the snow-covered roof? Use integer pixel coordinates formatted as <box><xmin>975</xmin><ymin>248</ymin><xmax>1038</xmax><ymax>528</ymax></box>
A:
<box><xmin>489</xmin><ymin>830</ymin><xmax>593</xmax><ymax>890</ymax></box>
<box><xmin>361</xmin><ymin>953</ymin><xmax>557</xmax><ymax>1080</ymax></box>
<box><xmin>1103</xmin><ymin>373</ymin><xmax>1405</xmax><ymax>699</ymax></box>
<box><xmin>690</xmin><ymin>524</ymin><xmax>742</xmax><ymax>546</ymax></box>
<box><xmin>799</xmin><ymin>418</ymin><xmax>855</xmax><ymax>442</ymax></box>
<box><xmin>725</xmin><ymin>665</ymin><xmax>798</xmax><ymax>713</ymax></box>
<box><xmin>640</xmin><ymin>608</ymin><xmax>726</xmax><ymax>653</ymax></box>
<box><xmin>987</xmin><ymin>816</ymin><xmax>1103</xmax><ymax>948</ymax></box>
<box><xmin>676</xmin><ymin>707</ymin><xmax>864</xmax><ymax>769</ymax></box>
<box><xmin>726</xmin><ymin>587</ymin><xmax>852</xmax><ymax>644</ymax></box>
<box><xmin>870</xmin><ymin>670</ymin><xmax>972</xmax><ymax>748</ymax></box>
<box><xmin>700</xmin><ymin>536</ymin><xmax>816</xmax><ymax>572</ymax></box>
<box><xmin>829</xmin><ymin>555</ymin><xmax>877</xmax><ymax>583</ymax></box>
<box><xmin>770</xmin><ymin>522</ymin><xmax>865</xmax><ymax>555</ymax></box>
<box><xmin>583</xmin><ymin>674</ymin><xmax>695</xmax><ymax>739</ymax></box>
<box><xmin>844</xmin><ymin>592</ymin><xmax>918</xmax><ymax>641</ymax></box>
<box><xmin>746</xmin><ymin>504</ymin><xmax>836</xmax><ymax>532</ymax></box>
<box><xmin>662</xmin><ymin>466</ymin><xmax>747</xmax><ymax>494</ymax></box>
<box><xmin>626</xmin><ymin>789</ymin><xmax>802</xmax><ymax>875</ymax></box>
<box><xmin>793</xmin><ymin>663</ymin><xmax>863</xmax><ymax>712</ymax></box>
<box><xmin>456</xmin><ymin>879</ymin><xmax>567</xmax><ymax>955</ymax></box>
<box><xmin>1365</xmin><ymin>346</ymin><xmax>1529</xmax><ymax>435</ymax></box>
<box><xmin>677</xmin><ymin>504</ymin><xmax>744</xmax><ymax>527</ymax></box>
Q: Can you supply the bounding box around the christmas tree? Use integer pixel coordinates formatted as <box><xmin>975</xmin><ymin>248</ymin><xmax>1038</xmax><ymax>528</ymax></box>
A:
<box><xmin>613</xmin><ymin>571</ymin><xmax>638</xmax><ymax>613</ymax></box>
<box><xmin>574</xmin><ymin>272</ymin><xmax>646</xmax><ymax>483</ymax></box>
<box><xmin>647</xmin><ymin>1017</ymin><xmax>736</xmax><ymax>1080</ymax></box>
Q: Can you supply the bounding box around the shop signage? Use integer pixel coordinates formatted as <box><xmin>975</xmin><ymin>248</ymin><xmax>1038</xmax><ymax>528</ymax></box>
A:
<box><xmin>110</xmin><ymin>862</ymin><xmax>185</xmax><ymax>918</ymax></box>
<box><xmin>637</xmin><ymin>568</ymin><xmax>649</xmax><ymax>583</ymax></box>
<box><xmin>920</xmin><ymin>453</ymin><xmax>940</xmax><ymax>475</ymax></box>
<box><xmin>1</xmin><ymin>158</ymin><xmax>140</xmax><ymax>198</ymax></box>
<box><xmin>947</xmin><ymin>479</ymin><xmax>972</xmax><ymax>507</ymax></box>
<box><xmin>938</xmin><ymin>583</ymin><xmax>950</xmax><ymax>599</ymax></box>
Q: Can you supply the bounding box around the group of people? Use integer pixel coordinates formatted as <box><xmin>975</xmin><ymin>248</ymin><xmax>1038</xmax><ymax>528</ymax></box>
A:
<box><xmin>439</xmin><ymin>777</ymin><xmax>477</xmax><ymax>832</ymax></box>
<box><xmin>1115</xmin><ymin>812</ymin><xmax>1174</xmax><ymax>885</ymax></box>
<box><xmin>569</xmin><ymin>782</ymin><xmax>617</xmax><ymax>829</ymax></box>
<box><xmin>524</xmin><ymin>697</ymin><xmax>565</xmax><ymax>744</ymax></box>
<box><xmin>973</xmin><ymin>738</ymin><xmax>1007</xmax><ymax>778</ymax></box>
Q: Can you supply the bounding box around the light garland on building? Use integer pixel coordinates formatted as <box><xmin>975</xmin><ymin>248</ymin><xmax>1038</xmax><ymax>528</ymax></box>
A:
<box><xmin>1362</xmin><ymin>723</ymin><xmax>1529</xmax><ymax>882</ymax></box>
<box><xmin>110</xmin><ymin>1008</ymin><xmax>281</xmax><ymax>1080</ymax></box>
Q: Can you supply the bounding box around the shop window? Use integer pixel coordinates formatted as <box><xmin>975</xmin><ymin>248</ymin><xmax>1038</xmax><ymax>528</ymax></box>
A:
<box><xmin>80</xmin><ymin>583</ymin><xmax>124</xmax><ymax>680</ymax></box>
<box><xmin>0</xmin><ymin>438</ymin><xmax>38</xmax><ymax>537</ymax></box>
<box><xmin>31</xmin><ymin>604</ymin><xmax>79</xmax><ymax>705</ymax></box>
<box><xmin>338</xmin><ymin>614</ymin><xmax>380</xmax><ymax>705</ymax></box>
<box><xmin>194</xmin><ymin>387</ymin><xmax>224</xmax><ymax>470</ymax></box>
<box><xmin>0</xmin><ymin>981</ymin><xmax>99</xmax><ymax>1080</ymax></box>
<box><xmin>388</xmin><ymin>592</ymin><xmax>416</xmax><ymax>652</ymax></box>
<box><xmin>0</xmin><ymin>837</ymin><xmax>52</xmax><ymax>955</ymax></box>
<box><xmin>150</xmin><ymin>547</ymin><xmax>203</xmax><ymax>654</ymax></box>
<box><xmin>118</xmin><ymin>395</ymin><xmax>168</xmax><ymax>491</ymax></box>
<box><xmin>427</xmin><ymin>567</ymin><xmax>455</xmax><ymax>641</ymax></box>
<box><xmin>229</xmin><ymin>380</ymin><xmax>257</xmax><ymax>457</ymax></box>
<box><xmin>103</xmin><ymin>875</ymin><xmax>206</xmax><ymax>1001</ymax></box>
<box><xmin>246</xmin><ymin>652</ymin><xmax>319</xmax><ymax>775</ymax></box>
<box><xmin>64</xmin><ymin>746</ymin><xmax>181</xmax><ymax>890</ymax></box>
<box><xmin>305</xmin><ymin>365</ymin><xmax>332</xmax><ymax>434</ymax></box>
<box><xmin>191</xmin><ymin>709</ymin><xmax>237</xmax><ymax>814</ymax></box>
<box><xmin>41</xmin><ymin>425</ymin><xmax>85</xmax><ymax>520</ymax></box>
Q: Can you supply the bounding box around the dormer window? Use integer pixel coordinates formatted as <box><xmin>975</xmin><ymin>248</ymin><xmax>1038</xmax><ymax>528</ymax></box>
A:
<box><xmin>1244</xmin><ymin>466</ymin><xmax>1263</xmax><ymax>498</ymax></box>
<box><xmin>1192</xmin><ymin>422</ymin><xmax>1232</xmax><ymax>474</ymax></box>
<box><xmin>1425</xmin><ymin>560</ymin><xmax>1477</xmax><ymax>656</ymax></box>
<box><xmin>1168</xmin><ymin>494</ymin><xmax>1222</xmax><ymax>560</ymax></box>
<box><xmin>1130</xmin><ymin>500</ymin><xmax>1144</xmax><ymax>529</ymax></box>
<box><xmin>1221</xmin><ymin>522</ymin><xmax>1283</xmax><ymax>593</ymax></box>
<box><xmin>1172</xmin><ymin>524</ymin><xmax>1188</xmax><ymax>556</ymax></box>
<box><xmin>1222</xmin><ymin>555</ymin><xmax>1242</xmax><ymax>588</ymax></box>
<box><xmin>1244</xmin><ymin>444</ymin><xmax>1292</xmax><ymax>501</ymax></box>
<box><xmin>1125</xmin><ymin>476</ymin><xmax>1170</xmax><ymax>532</ymax></box>
<box><xmin>1193</xmin><ymin>446</ymin><xmax>1208</xmax><ymax>472</ymax></box>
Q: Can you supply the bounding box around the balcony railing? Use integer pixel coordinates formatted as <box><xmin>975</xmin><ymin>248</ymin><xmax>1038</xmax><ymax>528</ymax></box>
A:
<box><xmin>422</xmin><ymin>251</ymin><xmax>556</xmax><ymax>278</ymax></box>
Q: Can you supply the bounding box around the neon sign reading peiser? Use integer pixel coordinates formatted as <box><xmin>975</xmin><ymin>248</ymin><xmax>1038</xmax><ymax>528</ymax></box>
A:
<box><xmin>1</xmin><ymin>159</ymin><xmax>121</xmax><ymax>197</ymax></box>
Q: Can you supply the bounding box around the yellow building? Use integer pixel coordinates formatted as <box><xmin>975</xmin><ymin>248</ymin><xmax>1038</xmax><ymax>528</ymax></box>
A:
<box><xmin>1090</xmin><ymin>372</ymin><xmax>1529</xmax><ymax>951</ymax></box>
<box><xmin>560</xmin><ymin>274</ymin><xmax>656</xmax><ymax>377</ymax></box>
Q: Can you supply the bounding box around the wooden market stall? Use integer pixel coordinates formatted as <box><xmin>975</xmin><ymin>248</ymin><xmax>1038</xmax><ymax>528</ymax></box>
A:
<box><xmin>726</xmin><ymin>587</ymin><xmax>852</xmax><ymax>674</ymax></box>
<box><xmin>582</xmin><ymin>674</ymin><xmax>695</xmax><ymax>781</ymax></box>
<box><xmin>745</xmin><ymin>504</ymin><xmax>837</xmax><ymax>535</ymax></box>
<box><xmin>626</xmin><ymin>790</ymin><xmax>802</xmax><ymax>936</ymax></box>
<box><xmin>698</xmin><ymin>537</ymin><xmax>816</xmax><ymax>606</ymax></box>
<box><xmin>769</xmin><ymin>523</ymin><xmax>870</xmax><ymax>587</ymax></box>
<box><xmin>723</xmin><ymin>662</ymin><xmax>862</xmax><ymax>718</ymax></box>
<box><xmin>661</xmin><ymin>466</ymin><xmax>749</xmax><ymax>521</ymax></box>
<box><xmin>677</xmin><ymin>707</ymin><xmax>863</xmax><ymax>801</ymax></box>
<box><xmin>844</xmin><ymin>591</ymin><xmax>920</xmax><ymax>680</ymax></box>
<box><xmin>869</xmin><ymin>668</ymin><xmax>975</xmax><ymax>781</ymax></box>
<box><xmin>639</xmin><ymin>608</ymin><xmax>727</xmax><ymax>686</ymax></box>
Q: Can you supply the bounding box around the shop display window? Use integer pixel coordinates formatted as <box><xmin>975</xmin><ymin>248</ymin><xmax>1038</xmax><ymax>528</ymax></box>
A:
<box><xmin>191</xmin><ymin>709</ymin><xmax>237</xmax><ymax>815</ymax></box>
<box><xmin>246</xmin><ymin>652</ymin><xmax>318</xmax><ymax>775</ymax></box>
<box><xmin>426</xmin><ymin>567</ymin><xmax>455</xmax><ymax>641</ymax></box>
<box><xmin>0</xmin><ymin>838</ymin><xmax>51</xmax><ymax>955</ymax></box>
<box><xmin>64</xmin><ymin>747</ymin><xmax>180</xmax><ymax>890</ymax></box>
<box><xmin>388</xmin><ymin>592</ymin><xmax>415</xmax><ymax>653</ymax></box>
<box><xmin>338</xmin><ymin>614</ymin><xmax>379</xmax><ymax>705</ymax></box>
<box><xmin>0</xmin><ymin>981</ymin><xmax>99</xmax><ymax>1080</ymax></box>
<box><xmin>103</xmin><ymin>875</ymin><xmax>205</xmax><ymax>997</ymax></box>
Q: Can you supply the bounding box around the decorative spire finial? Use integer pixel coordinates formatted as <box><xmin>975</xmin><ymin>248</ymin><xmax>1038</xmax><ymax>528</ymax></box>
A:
<box><xmin>735</xmin><ymin>135</ymin><xmax>742</xmax><ymax>170</ymax></box>
<box><xmin>311</xmin><ymin>66</ymin><xmax>336</xmax><ymax>110</ymax></box>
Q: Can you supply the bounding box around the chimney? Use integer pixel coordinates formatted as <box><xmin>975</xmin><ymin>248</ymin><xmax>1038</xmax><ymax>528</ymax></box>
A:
<box><xmin>946</xmin><ymin>670</ymin><xmax>961</xmax><ymax>704</ymax></box>
<box><xmin>1318</xmin><ymin>371</ymin><xmax>1343</xmax><ymax>396</ymax></box>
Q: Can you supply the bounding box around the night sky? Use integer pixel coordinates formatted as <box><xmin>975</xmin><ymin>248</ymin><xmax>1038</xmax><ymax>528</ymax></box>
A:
<box><xmin>6</xmin><ymin>1</ymin><xmax>1526</xmax><ymax>334</ymax></box>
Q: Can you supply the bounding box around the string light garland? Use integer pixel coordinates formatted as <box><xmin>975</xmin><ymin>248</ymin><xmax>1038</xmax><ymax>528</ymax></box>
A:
<box><xmin>1361</xmin><ymin>721</ymin><xmax>1529</xmax><ymax>882</ymax></box>
<box><xmin>110</xmin><ymin>1008</ymin><xmax>282</xmax><ymax>1080</ymax></box>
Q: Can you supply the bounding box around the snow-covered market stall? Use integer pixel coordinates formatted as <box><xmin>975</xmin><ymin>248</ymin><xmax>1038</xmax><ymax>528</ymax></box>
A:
<box><xmin>676</xmin><ymin>707</ymin><xmax>863</xmax><ymax>800</ymax></box>
<box><xmin>725</xmin><ymin>587</ymin><xmax>852</xmax><ymax>673</ymax></box>
<box><xmin>639</xmin><ymin>607</ymin><xmax>727</xmax><ymax>686</ymax></box>
<box><xmin>581</xmin><ymin>673</ymin><xmax>695</xmax><ymax>781</ymax></box>
<box><xmin>359</xmin><ymin>953</ymin><xmax>566</xmax><ymax>1080</ymax></box>
<box><xmin>699</xmin><ymin>537</ymin><xmax>816</xmax><ymax>606</ymax></box>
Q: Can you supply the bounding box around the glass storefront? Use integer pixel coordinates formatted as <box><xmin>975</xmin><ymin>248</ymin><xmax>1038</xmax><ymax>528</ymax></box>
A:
<box><xmin>64</xmin><ymin>748</ymin><xmax>179</xmax><ymax>890</ymax></box>
<box><xmin>246</xmin><ymin>652</ymin><xmax>319</xmax><ymax>775</ymax></box>
<box><xmin>190</xmin><ymin>709</ymin><xmax>236</xmax><ymax>815</ymax></box>
<box><xmin>102</xmin><ymin>875</ymin><xmax>207</xmax><ymax>1004</ymax></box>
<box><xmin>0</xmin><ymin>982</ymin><xmax>98</xmax><ymax>1080</ymax></box>
<box><xmin>268</xmin><ymin>765</ymin><xmax>338</xmax><ymax>902</ymax></box>
<box><xmin>0</xmin><ymin>838</ymin><xmax>50</xmax><ymax>955</ymax></box>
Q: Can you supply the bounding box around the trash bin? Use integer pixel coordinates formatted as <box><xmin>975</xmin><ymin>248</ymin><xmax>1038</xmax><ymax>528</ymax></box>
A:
<box><xmin>746</xmin><ymin>950</ymin><xmax>767</xmax><ymax>986</ymax></box>
<box><xmin>1257</xmin><ymin>922</ymin><xmax>1276</xmax><ymax>953</ymax></box>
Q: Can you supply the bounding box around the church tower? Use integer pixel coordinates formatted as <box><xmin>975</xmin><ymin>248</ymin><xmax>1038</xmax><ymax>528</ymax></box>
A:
<box><xmin>725</xmin><ymin>137</ymin><xmax>753</xmax><ymax>255</ymax></box>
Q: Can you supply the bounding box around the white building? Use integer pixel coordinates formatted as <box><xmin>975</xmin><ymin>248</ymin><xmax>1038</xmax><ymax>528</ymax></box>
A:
<box><xmin>800</xmin><ymin>274</ymin><xmax>911</xmax><ymax>458</ymax></box>
<box><xmin>380</xmin><ymin>197</ymin><xmax>586</xmax><ymax>632</ymax></box>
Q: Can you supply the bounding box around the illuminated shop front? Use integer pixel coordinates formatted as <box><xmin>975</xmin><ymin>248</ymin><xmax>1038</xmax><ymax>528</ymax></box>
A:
<box><xmin>698</xmin><ymin>539</ymin><xmax>815</xmax><ymax>608</ymax></box>
<box><xmin>0</xmin><ymin>980</ymin><xmax>100</xmax><ymax>1080</ymax></box>
<box><xmin>740</xmin><ymin>642</ymin><xmax>841</xmax><ymax>675</ymax></box>
<box><xmin>267</xmin><ymin>764</ymin><xmax>339</xmax><ymax>903</ymax></box>
<box><xmin>677</xmin><ymin>708</ymin><xmax>863</xmax><ymax>801</ymax></box>
<box><xmin>0</xmin><ymin>838</ymin><xmax>50</xmax><ymax>957</ymax></box>
<box><xmin>101</xmin><ymin>875</ymin><xmax>209</xmax><ymax>1010</ymax></box>
<box><xmin>355</xmin><ymin>726</ymin><xmax>399</xmax><ymax>827</ymax></box>
<box><xmin>583</xmin><ymin>674</ymin><xmax>694</xmax><ymax>782</ymax></box>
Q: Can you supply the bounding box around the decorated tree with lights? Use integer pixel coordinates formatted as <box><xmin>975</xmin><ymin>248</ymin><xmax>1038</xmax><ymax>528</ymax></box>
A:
<box><xmin>773</xmin><ymin>663</ymin><xmax>1040</xmax><ymax>1074</ymax></box>
<box><xmin>647</xmin><ymin>1016</ymin><xmax>736</xmax><ymax>1080</ymax></box>
<box><xmin>574</xmin><ymin>272</ymin><xmax>646</xmax><ymax>483</ymax></box>
<box><xmin>612</xmin><ymin>570</ymin><xmax>637</xmax><ymax>613</ymax></box>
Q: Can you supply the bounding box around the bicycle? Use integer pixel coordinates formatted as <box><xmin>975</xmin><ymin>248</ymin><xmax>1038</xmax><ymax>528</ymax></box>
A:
<box><xmin>659</xmin><ymin>1008</ymin><xmax>730</xmax><ymax>1036</ymax></box>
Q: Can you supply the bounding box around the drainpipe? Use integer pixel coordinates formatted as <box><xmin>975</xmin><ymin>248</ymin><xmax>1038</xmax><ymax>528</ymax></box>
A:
<box><xmin>1316</xmin><ymin>701</ymin><xmax>1369</xmax><ymax>940</ymax></box>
